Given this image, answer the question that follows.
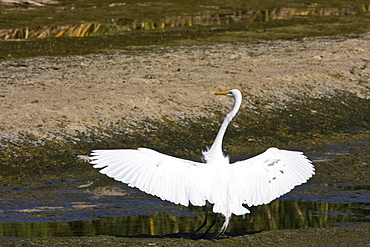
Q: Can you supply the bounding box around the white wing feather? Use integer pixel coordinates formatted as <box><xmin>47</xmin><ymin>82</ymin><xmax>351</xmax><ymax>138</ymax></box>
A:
<box><xmin>90</xmin><ymin>148</ymin><xmax>207</xmax><ymax>207</ymax></box>
<box><xmin>230</xmin><ymin>147</ymin><xmax>315</xmax><ymax>207</ymax></box>
<box><xmin>90</xmin><ymin>147</ymin><xmax>314</xmax><ymax>220</ymax></box>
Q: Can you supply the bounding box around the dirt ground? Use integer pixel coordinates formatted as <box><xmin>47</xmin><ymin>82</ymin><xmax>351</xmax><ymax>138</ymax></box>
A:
<box><xmin>1</xmin><ymin>33</ymin><xmax>369</xmax><ymax>139</ymax></box>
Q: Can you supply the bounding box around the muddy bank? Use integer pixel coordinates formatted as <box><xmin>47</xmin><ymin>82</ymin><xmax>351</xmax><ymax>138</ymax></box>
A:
<box><xmin>0</xmin><ymin>33</ymin><xmax>369</xmax><ymax>138</ymax></box>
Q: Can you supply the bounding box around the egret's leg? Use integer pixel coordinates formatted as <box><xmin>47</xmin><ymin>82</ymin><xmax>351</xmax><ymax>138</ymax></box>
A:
<box><xmin>200</xmin><ymin>213</ymin><xmax>218</xmax><ymax>238</ymax></box>
<box><xmin>190</xmin><ymin>202</ymin><xmax>209</xmax><ymax>238</ymax></box>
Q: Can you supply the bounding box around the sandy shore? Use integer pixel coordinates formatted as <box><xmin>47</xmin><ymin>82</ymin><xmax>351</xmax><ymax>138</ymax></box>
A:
<box><xmin>1</xmin><ymin>33</ymin><xmax>369</xmax><ymax>138</ymax></box>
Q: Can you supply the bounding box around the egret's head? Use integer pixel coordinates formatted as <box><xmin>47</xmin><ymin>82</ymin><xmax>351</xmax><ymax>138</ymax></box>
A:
<box><xmin>215</xmin><ymin>89</ymin><xmax>240</xmax><ymax>98</ymax></box>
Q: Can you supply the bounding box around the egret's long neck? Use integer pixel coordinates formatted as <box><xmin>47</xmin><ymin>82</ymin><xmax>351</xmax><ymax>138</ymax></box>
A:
<box><xmin>204</xmin><ymin>95</ymin><xmax>242</xmax><ymax>161</ymax></box>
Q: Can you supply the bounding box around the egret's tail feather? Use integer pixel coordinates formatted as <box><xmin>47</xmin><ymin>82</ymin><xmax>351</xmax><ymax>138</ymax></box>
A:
<box><xmin>219</xmin><ymin>215</ymin><xmax>231</xmax><ymax>235</ymax></box>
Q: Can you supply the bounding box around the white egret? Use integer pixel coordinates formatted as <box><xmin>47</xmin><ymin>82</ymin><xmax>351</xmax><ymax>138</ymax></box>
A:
<box><xmin>90</xmin><ymin>89</ymin><xmax>314</xmax><ymax>237</ymax></box>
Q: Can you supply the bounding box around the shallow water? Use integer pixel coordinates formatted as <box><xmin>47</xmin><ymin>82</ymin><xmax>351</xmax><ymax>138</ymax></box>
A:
<box><xmin>0</xmin><ymin>179</ymin><xmax>369</xmax><ymax>238</ymax></box>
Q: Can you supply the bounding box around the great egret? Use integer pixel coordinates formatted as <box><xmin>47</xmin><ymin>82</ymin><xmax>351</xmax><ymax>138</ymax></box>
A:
<box><xmin>90</xmin><ymin>89</ymin><xmax>314</xmax><ymax>237</ymax></box>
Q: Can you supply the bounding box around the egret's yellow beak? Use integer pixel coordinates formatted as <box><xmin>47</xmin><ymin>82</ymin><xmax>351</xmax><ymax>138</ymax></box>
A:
<box><xmin>215</xmin><ymin>90</ymin><xmax>231</xmax><ymax>95</ymax></box>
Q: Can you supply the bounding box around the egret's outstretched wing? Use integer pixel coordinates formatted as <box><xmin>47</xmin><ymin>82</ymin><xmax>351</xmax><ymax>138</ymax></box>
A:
<box><xmin>230</xmin><ymin>147</ymin><xmax>314</xmax><ymax>207</ymax></box>
<box><xmin>90</xmin><ymin>148</ymin><xmax>207</xmax><ymax>207</ymax></box>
